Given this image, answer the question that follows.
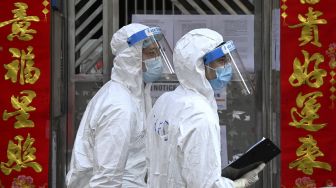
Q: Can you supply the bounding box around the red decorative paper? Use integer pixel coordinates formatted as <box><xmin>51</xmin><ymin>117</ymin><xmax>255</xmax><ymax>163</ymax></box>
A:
<box><xmin>281</xmin><ymin>0</ymin><xmax>336</xmax><ymax>187</ymax></box>
<box><xmin>0</xmin><ymin>0</ymin><xmax>50</xmax><ymax>187</ymax></box>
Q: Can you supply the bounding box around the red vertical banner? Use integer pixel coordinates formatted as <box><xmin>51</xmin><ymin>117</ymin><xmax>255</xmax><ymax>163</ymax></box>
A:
<box><xmin>0</xmin><ymin>0</ymin><xmax>50</xmax><ymax>187</ymax></box>
<box><xmin>281</xmin><ymin>0</ymin><xmax>336</xmax><ymax>187</ymax></box>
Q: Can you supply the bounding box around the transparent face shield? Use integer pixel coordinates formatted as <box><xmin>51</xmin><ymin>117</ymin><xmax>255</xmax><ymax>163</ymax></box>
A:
<box><xmin>127</xmin><ymin>27</ymin><xmax>175</xmax><ymax>83</ymax></box>
<box><xmin>203</xmin><ymin>40</ymin><xmax>254</xmax><ymax>96</ymax></box>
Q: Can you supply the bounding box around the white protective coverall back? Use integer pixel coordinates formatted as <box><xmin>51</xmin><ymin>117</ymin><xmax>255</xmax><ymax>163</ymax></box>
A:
<box><xmin>66</xmin><ymin>23</ymin><xmax>150</xmax><ymax>188</ymax></box>
<box><xmin>146</xmin><ymin>29</ymin><xmax>235</xmax><ymax>188</ymax></box>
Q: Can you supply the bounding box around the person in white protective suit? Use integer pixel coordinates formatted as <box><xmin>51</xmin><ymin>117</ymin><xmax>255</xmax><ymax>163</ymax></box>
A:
<box><xmin>66</xmin><ymin>23</ymin><xmax>175</xmax><ymax>187</ymax></box>
<box><xmin>146</xmin><ymin>28</ymin><xmax>265</xmax><ymax>188</ymax></box>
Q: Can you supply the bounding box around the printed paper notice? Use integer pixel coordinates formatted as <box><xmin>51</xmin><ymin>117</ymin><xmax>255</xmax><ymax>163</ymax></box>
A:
<box><xmin>132</xmin><ymin>14</ymin><xmax>255</xmax><ymax>72</ymax></box>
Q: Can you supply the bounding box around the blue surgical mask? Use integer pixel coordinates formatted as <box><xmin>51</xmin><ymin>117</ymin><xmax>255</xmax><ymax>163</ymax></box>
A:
<box><xmin>143</xmin><ymin>57</ymin><xmax>163</xmax><ymax>83</ymax></box>
<box><xmin>208</xmin><ymin>65</ymin><xmax>232</xmax><ymax>91</ymax></box>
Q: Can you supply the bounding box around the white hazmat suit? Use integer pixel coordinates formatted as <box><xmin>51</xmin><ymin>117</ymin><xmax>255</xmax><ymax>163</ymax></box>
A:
<box><xmin>146</xmin><ymin>29</ymin><xmax>264</xmax><ymax>188</ymax></box>
<box><xmin>66</xmin><ymin>23</ymin><xmax>150</xmax><ymax>188</ymax></box>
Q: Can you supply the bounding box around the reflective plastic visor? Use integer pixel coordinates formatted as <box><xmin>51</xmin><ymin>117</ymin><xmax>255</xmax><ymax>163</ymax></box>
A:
<box><xmin>127</xmin><ymin>27</ymin><xmax>175</xmax><ymax>75</ymax></box>
<box><xmin>203</xmin><ymin>40</ymin><xmax>254</xmax><ymax>95</ymax></box>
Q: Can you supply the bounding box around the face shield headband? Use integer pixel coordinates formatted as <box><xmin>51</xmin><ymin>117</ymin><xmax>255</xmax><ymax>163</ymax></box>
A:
<box><xmin>203</xmin><ymin>40</ymin><xmax>235</xmax><ymax>65</ymax></box>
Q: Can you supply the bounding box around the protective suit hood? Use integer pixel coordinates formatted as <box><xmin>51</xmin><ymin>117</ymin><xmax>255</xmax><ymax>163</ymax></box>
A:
<box><xmin>110</xmin><ymin>23</ymin><xmax>149</xmax><ymax>102</ymax></box>
<box><xmin>173</xmin><ymin>29</ymin><xmax>223</xmax><ymax>111</ymax></box>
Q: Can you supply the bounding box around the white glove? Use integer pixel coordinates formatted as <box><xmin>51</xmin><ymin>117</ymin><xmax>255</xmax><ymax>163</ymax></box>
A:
<box><xmin>233</xmin><ymin>163</ymin><xmax>266</xmax><ymax>188</ymax></box>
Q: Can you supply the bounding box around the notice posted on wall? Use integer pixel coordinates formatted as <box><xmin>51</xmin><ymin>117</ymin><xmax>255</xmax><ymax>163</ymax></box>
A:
<box><xmin>214</xmin><ymin>87</ymin><xmax>227</xmax><ymax>110</ymax></box>
<box><xmin>150</xmin><ymin>81</ymin><xmax>227</xmax><ymax>110</ymax></box>
<box><xmin>132</xmin><ymin>14</ymin><xmax>255</xmax><ymax>72</ymax></box>
<box><xmin>150</xmin><ymin>81</ymin><xmax>179</xmax><ymax>104</ymax></box>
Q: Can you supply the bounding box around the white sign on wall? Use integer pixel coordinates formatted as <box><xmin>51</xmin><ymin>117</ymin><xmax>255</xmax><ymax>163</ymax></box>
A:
<box><xmin>214</xmin><ymin>87</ymin><xmax>227</xmax><ymax>110</ymax></box>
<box><xmin>150</xmin><ymin>82</ymin><xmax>179</xmax><ymax>104</ymax></box>
<box><xmin>132</xmin><ymin>14</ymin><xmax>255</xmax><ymax>72</ymax></box>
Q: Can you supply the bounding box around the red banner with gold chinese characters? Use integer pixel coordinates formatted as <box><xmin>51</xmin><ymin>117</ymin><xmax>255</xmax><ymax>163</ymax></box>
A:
<box><xmin>281</xmin><ymin>0</ymin><xmax>336</xmax><ymax>187</ymax></box>
<box><xmin>0</xmin><ymin>0</ymin><xmax>50</xmax><ymax>187</ymax></box>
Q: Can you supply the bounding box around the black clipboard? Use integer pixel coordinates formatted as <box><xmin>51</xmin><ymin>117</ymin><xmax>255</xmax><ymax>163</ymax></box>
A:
<box><xmin>221</xmin><ymin>137</ymin><xmax>281</xmax><ymax>180</ymax></box>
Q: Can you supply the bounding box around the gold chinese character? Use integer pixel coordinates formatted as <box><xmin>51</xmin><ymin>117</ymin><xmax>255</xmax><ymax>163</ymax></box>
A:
<box><xmin>290</xmin><ymin>91</ymin><xmax>326</xmax><ymax>131</ymax></box>
<box><xmin>289</xmin><ymin>7</ymin><xmax>327</xmax><ymax>47</ymax></box>
<box><xmin>300</xmin><ymin>0</ymin><xmax>320</xmax><ymax>4</ymax></box>
<box><xmin>0</xmin><ymin>2</ymin><xmax>40</xmax><ymax>41</ymax></box>
<box><xmin>4</xmin><ymin>46</ymin><xmax>40</xmax><ymax>85</ymax></box>
<box><xmin>289</xmin><ymin>135</ymin><xmax>331</xmax><ymax>175</ymax></box>
<box><xmin>289</xmin><ymin>50</ymin><xmax>326</xmax><ymax>88</ymax></box>
<box><xmin>3</xmin><ymin>90</ymin><xmax>36</xmax><ymax>129</ymax></box>
<box><xmin>0</xmin><ymin>134</ymin><xmax>42</xmax><ymax>175</ymax></box>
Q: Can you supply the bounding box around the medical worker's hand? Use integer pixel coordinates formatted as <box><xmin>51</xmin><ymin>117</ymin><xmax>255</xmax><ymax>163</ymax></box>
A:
<box><xmin>233</xmin><ymin>163</ymin><xmax>266</xmax><ymax>188</ymax></box>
